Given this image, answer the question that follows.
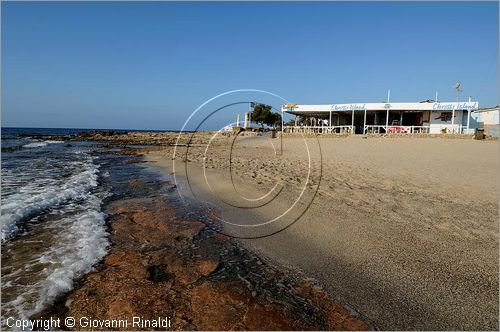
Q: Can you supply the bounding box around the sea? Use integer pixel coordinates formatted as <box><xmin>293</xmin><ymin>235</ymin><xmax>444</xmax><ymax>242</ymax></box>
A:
<box><xmin>0</xmin><ymin>127</ymin><xmax>163</xmax><ymax>325</ymax></box>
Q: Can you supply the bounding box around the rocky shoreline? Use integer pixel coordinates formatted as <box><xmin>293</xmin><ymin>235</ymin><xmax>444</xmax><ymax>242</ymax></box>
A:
<box><xmin>64</xmin><ymin>130</ymin><xmax>237</xmax><ymax>146</ymax></box>
<box><xmin>34</xmin><ymin>146</ymin><xmax>371</xmax><ymax>331</ymax></box>
<box><xmin>36</xmin><ymin>129</ymin><xmax>496</xmax><ymax>148</ymax></box>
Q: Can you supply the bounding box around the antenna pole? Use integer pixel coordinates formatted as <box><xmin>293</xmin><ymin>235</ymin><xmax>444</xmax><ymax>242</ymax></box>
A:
<box><xmin>452</xmin><ymin>86</ymin><xmax>458</xmax><ymax>128</ymax></box>
<box><xmin>452</xmin><ymin>82</ymin><xmax>462</xmax><ymax>131</ymax></box>
<box><xmin>452</xmin><ymin>90</ymin><xmax>456</xmax><ymax>127</ymax></box>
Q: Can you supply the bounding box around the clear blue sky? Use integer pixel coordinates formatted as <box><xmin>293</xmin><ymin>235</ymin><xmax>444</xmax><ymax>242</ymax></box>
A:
<box><xmin>2</xmin><ymin>1</ymin><xmax>498</xmax><ymax>130</ymax></box>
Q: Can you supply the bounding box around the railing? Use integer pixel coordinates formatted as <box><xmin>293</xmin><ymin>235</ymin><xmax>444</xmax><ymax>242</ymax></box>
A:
<box><xmin>432</xmin><ymin>125</ymin><xmax>465</xmax><ymax>134</ymax></box>
<box><xmin>364</xmin><ymin>125</ymin><xmax>431</xmax><ymax>134</ymax></box>
<box><xmin>363</xmin><ymin>125</ymin><xmax>471</xmax><ymax>135</ymax></box>
<box><xmin>282</xmin><ymin>125</ymin><xmax>474</xmax><ymax>135</ymax></box>
<box><xmin>283</xmin><ymin>125</ymin><xmax>354</xmax><ymax>134</ymax></box>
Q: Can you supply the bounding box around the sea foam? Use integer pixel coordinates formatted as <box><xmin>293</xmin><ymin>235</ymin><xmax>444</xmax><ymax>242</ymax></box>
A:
<box><xmin>1</xmin><ymin>193</ymin><xmax>109</xmax><ymax>322</ymax></box>
<box><xmin>0</xmin><ymin>156</ymin><xmax>100</xmax><ymax>242</ymax></box>
<box><xmin>1</xmin><ymin>150</ymin><xmax>110</xmax><ymax>323</ymax></box>
<box><xmin>21</xmin><ymin>140</ymin><xmax>64</xmax><ymax>149</ymax></box>
<box><xmin>22</xmin><ymin>142</ymin><xmax>48</xmax><ymax>148</ymax></box>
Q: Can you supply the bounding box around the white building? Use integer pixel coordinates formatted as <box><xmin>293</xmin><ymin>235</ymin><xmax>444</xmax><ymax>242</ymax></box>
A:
<box><xmin>471</xmin><ymin>107</ymin><xmax>499</xmax><ymax>137</ymax></box>
<box><xmin>282</xmin><ymin>99</ymin><xmax>479</xmax><ymax>135</ymax></box>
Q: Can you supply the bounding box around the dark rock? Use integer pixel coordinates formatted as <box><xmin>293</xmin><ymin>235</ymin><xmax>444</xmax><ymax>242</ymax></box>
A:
<box><xmin>147</xmin><ymin>265</ymin><xmax>174</xmax><ymax>283</ymax></box>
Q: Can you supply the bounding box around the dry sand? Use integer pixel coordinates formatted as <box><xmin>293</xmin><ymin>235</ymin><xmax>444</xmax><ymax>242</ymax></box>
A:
<box><xmin>146</xmin><ymin>135</ymin><xmax>498</xmax><ymax>330</ymax></box>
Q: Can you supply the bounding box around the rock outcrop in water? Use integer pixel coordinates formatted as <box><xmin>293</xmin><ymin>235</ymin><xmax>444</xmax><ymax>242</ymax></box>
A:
<box><xmin>72</xmin><ymin>130</ymin><xmax>260</xmax><ymax>146</ymax></box>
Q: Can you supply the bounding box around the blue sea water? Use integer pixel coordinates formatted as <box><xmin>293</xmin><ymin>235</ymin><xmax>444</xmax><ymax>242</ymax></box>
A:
<box><xmin>0</xmin><ymin>127</ymin><xmax>123</xmax><ymax>323</ymax></box>
<box><xmin>1</xmin><ymin>128</ymin><xmax>109</xmax><ymax>241</ymax></box>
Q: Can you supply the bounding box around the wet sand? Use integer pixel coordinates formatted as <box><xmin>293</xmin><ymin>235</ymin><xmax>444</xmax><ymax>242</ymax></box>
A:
<box><xmin>146</xmin><ymin>135</ymin><xmax>499</xmax><ymax>330</ymax></box>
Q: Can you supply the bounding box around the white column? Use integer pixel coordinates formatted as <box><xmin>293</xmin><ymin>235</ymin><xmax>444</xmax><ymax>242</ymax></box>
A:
<box><xmin>294</xmin><ymin>115</ymin><xmax>298</xmax><ymax>126</ymax></box>
<box><xmin>244</xmin><ymin>112</ymin><xmax>248</xmax><ymax>129</ymax></box>
<box><xmin>386</xmin><ymin>109</ymin><xmax>389</xmax><ymax>127</ymax></box>
<box><xmin>351</xmin><ymin>109</ymin><xmax>355</xmax><ymax>134</ymax></box>
<box><xmin>329</xmin><ymin>110</ymin><xmax>332</xmax><ymax>128</ymax></box>
<box><xmin>363</xmin><ymin>109</ymin><xmax>367</xmax><ymax>135</ymax></box>
<box><xmin>466</xmin><ymin>109</ymin><xmax>471</xmax><ymax>133</ymax></box>
<box><xmin>466</xmin><ymin>96</ymin><xmax>472</xmax><ymax>133</ymax></box>
<box><xmin>236</xmin><ymin>114</ymin><xmax>240</xmax><ymax>127</ymax></box>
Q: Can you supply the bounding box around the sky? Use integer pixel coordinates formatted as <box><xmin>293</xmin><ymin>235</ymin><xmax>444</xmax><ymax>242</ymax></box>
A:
<box><xmin>2</xmin><ymin>1</ymin><xmax>498</xmax><ymax>130</ymax></box>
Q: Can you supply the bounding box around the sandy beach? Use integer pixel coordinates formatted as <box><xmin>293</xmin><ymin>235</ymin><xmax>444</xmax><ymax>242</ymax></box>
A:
<box><xmin>145</xmin><ymin>134</ymin><xmax>499</xmax><ymax>330</ymax></box>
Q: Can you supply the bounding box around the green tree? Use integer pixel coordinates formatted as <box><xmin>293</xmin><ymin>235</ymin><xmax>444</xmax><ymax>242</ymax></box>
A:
<box><xmin>250</xmin><ymin>104</ymin><xmax>281</xmax><ymax>128</ymax></box>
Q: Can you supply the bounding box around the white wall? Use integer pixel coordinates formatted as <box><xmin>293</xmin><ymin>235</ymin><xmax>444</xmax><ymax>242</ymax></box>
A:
<box><xmin>429</xmin><ymin>110</ymin><xmax>463</xmax><ymax>125</ymax></box>
<box><xmin>472</xmin><ymin>110</ymin><xmax>500</xmax><ymax>125</ymax></box>
<box><xmin>429</xmin><ymin>110</ymin><xmax>464</xmax><ymax>134</ymax></box>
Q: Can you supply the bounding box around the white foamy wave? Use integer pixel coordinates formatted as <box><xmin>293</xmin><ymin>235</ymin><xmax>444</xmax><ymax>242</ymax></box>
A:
<box><xmin>1</xmin><ymin>157</ymin><xmax>100</xmax><ymax>242</ymax></box>
<box><xmin>34</xmin><ymin>197</ymin><xmax>109</xmax><ymax>315</ymax></box>
<box><xmin>44</xmin><ymin>140</ymin><xmax>65</xmax><ymax>144</ymax></box>
<box><xmin>2</xmin><ymin>192</ymin><xmax>109</xmax><ymax>321</ymax></box>
<box><xmin>22</xmin><ymin>142</ymin><xmax>48</xmax><ymax>148</ymax></box>
<box><xmin>21</xmin><ymin>140</ymin><xmax>63</xmax><ymax>149</ymax></box>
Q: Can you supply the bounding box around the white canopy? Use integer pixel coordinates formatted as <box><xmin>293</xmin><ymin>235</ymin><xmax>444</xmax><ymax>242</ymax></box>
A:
<box><xmin>283</xmin><ymin>101</ymin><xmax>479</xmax><ymax>116</ymax></box>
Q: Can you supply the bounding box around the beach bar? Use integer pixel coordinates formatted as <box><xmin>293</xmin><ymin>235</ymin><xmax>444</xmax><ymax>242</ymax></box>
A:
<box><xmin>282</xmin><ymin>99</ymin><xmax>479</xmax><ymax>135</ymax></box>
